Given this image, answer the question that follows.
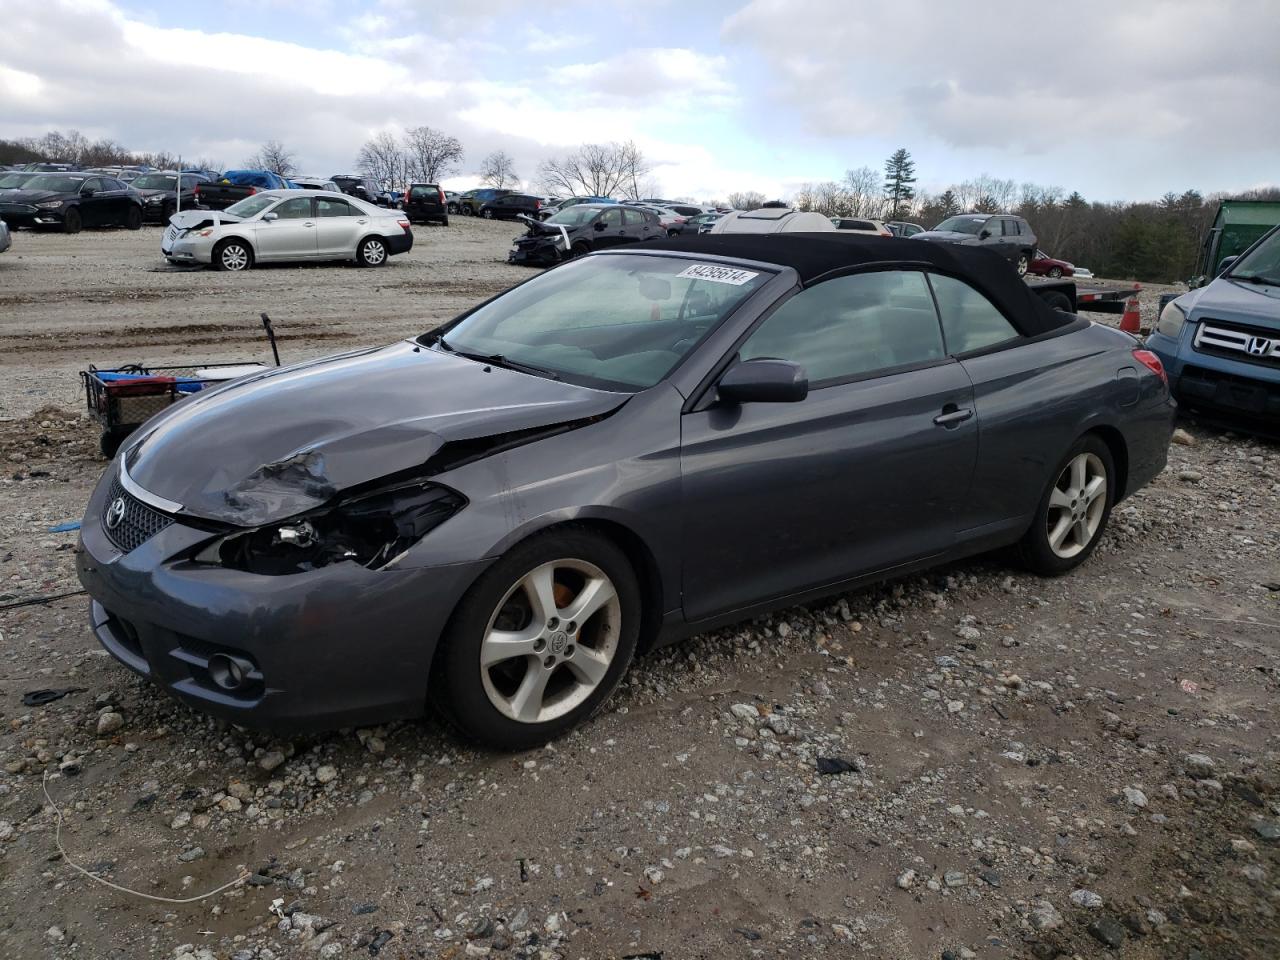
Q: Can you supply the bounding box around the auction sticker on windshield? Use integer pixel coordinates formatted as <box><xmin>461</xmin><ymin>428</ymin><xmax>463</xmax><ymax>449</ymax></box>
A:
<box><xmin>676</xmin><ymin>264</ymin><xmax>760</xmax><ymax>285</ymax></box>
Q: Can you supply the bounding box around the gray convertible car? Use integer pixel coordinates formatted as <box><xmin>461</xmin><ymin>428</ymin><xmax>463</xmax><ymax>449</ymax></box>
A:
<box><xmin>77</xmin><ymin>235</ymin><xmax>1174</xmax><ymax>748</ymax></box>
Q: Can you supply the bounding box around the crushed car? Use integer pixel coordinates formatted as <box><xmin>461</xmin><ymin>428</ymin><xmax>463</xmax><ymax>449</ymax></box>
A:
<box><xmin>508</xmin><ymin>203</ymin><xmax>663</xmax><ymax>265</ymax></box>
<box><xmin>78</xmin><ymin>233</ymin><xmax>1173</xmax><ymax>749</ymax></box>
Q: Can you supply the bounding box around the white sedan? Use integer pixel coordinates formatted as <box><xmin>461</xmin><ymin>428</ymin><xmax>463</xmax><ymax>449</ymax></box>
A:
<box><xmin>161</xmin><ymin>190</ymin><xmax>413</xmax><ymax>271</ymax></box>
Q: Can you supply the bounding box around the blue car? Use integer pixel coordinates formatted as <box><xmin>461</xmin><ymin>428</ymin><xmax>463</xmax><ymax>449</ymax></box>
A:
<box><xmin>1147</xmin><ymin>223</ymin><xmax>1280</xmax><ymax>431</ymax></box>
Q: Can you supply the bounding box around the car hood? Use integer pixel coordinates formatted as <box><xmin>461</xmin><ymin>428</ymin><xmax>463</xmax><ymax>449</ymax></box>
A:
<box><xmin>169</xmin><ymin>209</ymin><xmax>245</xmax><ymax>228</ymax></box>
<box><xmin>123</xmin><ymin>341</ymin><xmax>626</xmax><ymax>526</ymax></box>
<box><xmin>1181</xmin><ymin>275</ymin><xmax>1280</xmax><ymax>327</ymax></box>
<box><xmin>913</xmin><ymin>230</ymin><xmax>980</xmax><ymax>243</ymax></box>
<box><xmin>135</xmin><ymin>188</ymin><xmax>176</xmax><ymax>199</ymax></box>
<box><xmin>1</xmin><ymin>189</ymin><xmax>64</xmax><ymax>204</ymax></box>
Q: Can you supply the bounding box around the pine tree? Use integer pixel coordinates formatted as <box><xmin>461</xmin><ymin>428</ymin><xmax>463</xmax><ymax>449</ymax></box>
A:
<box><xmin>937</xmin><ymin>189</ymin><xmax>959</xmax><ymax>218</ymax></box>
<box><xmin>883</xmin><ymin>148</ymin><xmax>917</xmax><ymax>220</ymax></box>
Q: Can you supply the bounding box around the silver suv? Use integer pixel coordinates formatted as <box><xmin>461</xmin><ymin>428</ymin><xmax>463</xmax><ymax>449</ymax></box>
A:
<box><xmin>914</xmin><ymin>214</ymin><xmax>1038</xmax><ymax>276</ymax></box>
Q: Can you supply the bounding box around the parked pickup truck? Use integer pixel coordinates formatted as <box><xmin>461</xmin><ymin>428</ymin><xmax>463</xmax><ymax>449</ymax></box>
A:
<box><xmin>194</xmin><ymin>170</ymin><xmax>294</xmax><ymax>210</ymax></box>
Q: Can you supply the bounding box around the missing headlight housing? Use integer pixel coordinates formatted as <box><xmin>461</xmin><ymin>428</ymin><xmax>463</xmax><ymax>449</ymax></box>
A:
<box><xmin>207</xmin><ymin>483</ymin><xmax>465</xmax><ymax>576</ymax></box>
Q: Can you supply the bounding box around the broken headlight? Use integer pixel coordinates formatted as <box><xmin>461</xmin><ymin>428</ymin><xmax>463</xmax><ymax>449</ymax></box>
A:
<box><xmin>201</xmin><ymin>483</ymin><xmax>465</xmax><ymax>576</ymax></box>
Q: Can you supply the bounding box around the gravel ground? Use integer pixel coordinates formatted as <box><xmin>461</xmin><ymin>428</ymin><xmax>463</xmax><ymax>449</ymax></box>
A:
<box><xmin>0</xmin><ymin>225</ymin><xmax>1276</xmax><ymax>959</ymax></box>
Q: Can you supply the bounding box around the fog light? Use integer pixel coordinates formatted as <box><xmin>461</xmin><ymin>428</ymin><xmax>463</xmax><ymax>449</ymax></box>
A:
<box><xmin>208</xmin><ymin>652</ymin><xmax>257</xmax><ymax>691</ymax></box>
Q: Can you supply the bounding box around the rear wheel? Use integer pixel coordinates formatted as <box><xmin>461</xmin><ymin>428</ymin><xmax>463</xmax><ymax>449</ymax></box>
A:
<box><xmin>438</xmin><ymin>215</ymin><xmax>450</xmax><ymax>227</ymax></box>
<box><xmin>432</xmin><ymin>529</ymin><xmax>641</xmax><ymax>750</ymax></box>
<box><xmin>1047</xmin><ymin>266</ymin><xmax>1063</xmax><ymax>279</ymax></box>
<box><xmin>1019</xmin><ymin>435</ymin><xmax>1115</xmax><ymax>575</ymax></box>
<box><xmin>446</xmin><ymin>202</ymin><xmax>458</xmax><ymax>214</ymax></box>
<box><xmin>62</xmin><ymin>208</ymin><xmax>82</xmax><ymax>234</ymax></box>
<box><xmin>213</xmin><ymin>239</ymin><xmax>252</xmax><ymax>272</ymax></box>
<box><xmin>357</xmin><ymin>236</ymin><xmax>387</xmax><ymax>267</ymax></box>
<box><xmin>1040</xmin><ymin>290</ymin><xmax>1073</xmax><ymax>313</ymax></box>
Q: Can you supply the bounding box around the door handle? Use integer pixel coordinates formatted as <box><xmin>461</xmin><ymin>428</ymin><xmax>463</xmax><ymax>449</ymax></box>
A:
<box><xmin>303</xmin><ymin>221</ymin><xmax>315</xmax><ymax>228</ymax></box>
<box><xmin>933</xmin><ymin>406</ymin><xmax>974</xmax><ymax>427</ymax></box>
<box><xmin>357</xmin><ymin>219</ymin><xmax>368</xmax><ymax>224</ymax></box>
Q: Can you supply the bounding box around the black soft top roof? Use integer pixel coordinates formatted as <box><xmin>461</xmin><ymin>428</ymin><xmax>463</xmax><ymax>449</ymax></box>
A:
<box><xmin>636</xmin><ymin>233</ymin><xmax>1069</xmax><ymax>337</ymax></box>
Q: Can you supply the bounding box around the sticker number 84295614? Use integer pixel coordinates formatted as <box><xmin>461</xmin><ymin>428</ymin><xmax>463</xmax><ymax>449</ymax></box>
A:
<box><xmin>675</xmin><ymin>263</ymin><xmax>760</xmax><ymax>285</ymax></box>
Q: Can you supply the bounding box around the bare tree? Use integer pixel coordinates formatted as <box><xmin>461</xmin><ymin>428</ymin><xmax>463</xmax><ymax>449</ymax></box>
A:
<box><xmin>356</xmin><ymin>132</ymin><xmax>407</xmax><ymax>189</ymax></box>
<box><xmin>842</xmin><ymin>166</ymin><xmax>882</xmax><ymax>216</ymax></box>
<box><xmin>479</xmin><ymin>150</ymin><xmax>519</xmax><ymax>189</ymax></box>
<box><xmin>246</xmin><ymin>140</ymin><xmax>297</xmax><ymax>177</ymax></box>
<box><xmin>726</xmin><ymin>190</ymin><xmax>766</xmax><ymax>211</ymax></box>
<box><xmin>537</xmin><ymin>141</ymin><xmax>648</xmax><ymax>198</ymax></box>
<box><xmin>404</xmin><ymin>126</ymin><xmax>463</xmax><ymax>183</ymax></box>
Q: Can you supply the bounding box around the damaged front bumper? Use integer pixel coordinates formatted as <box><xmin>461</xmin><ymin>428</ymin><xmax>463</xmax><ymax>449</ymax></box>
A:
<box><xmin>75</xmin><ymin>462</ymin><xmax>489</xmax><ymax>731</ymax></box>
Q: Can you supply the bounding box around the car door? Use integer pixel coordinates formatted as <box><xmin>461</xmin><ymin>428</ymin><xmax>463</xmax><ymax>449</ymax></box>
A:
<box><xmin>679</xmin><ymin>269</ymin><xmax>978</xmax><ymax>621</ymax></box>
<box><xmin>591</xmin><ymin>206</ymin><xmax>627</xmax><ymax>249</ymax></box>
<box><xmin>78</xmin><ymin>178</ymin><xmax>105</xmax><ymax>226</ymax></box>
<box><xmin>927</xmin><ymin>272</ymin><xmax>1069</xmax><ymax>534</ymax></box>
<box><xmin>314</xmin><ymin>196</ymin><xmax>364</xmax><ymax>258</ymax></box>
<box><xmin>620</xmin><ymin>207</ymin><xmax>649</xmax><ymax>241</ymax></box>
<box><xmin>101</xmin><ymin>178</ymin><xmax>130</xmax><ymax>224</ymax></box>
<box><xmin>254</xmin><ymin>196</ymin><xmax>317</xmax><ymax>261</ymax></box>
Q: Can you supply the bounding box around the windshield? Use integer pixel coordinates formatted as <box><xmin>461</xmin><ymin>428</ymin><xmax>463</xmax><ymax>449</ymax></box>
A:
<box><xmin>0</xmin><ymin>172</ymin><xmax>38</xmax><ymax>188</ymax></box>
<box><xmin>1228</xmin><ymin>227</ymin><xmax>1280</xmax><ymax>285</ymax></box>
<box><xmin>25</xmin><ymin>175</ymin><xmax>87</xmax><ymax>193</ymax></box>
<box><xmin>424</xmin><ymin>254</ymin><xmax>772</xmax><ymax>390</ymax></box>
<box><xmin>547</xmin><ymin>206</ymin><xmax>603</xmax><ymax>227</ymax></box>
<box><xmin>224</xmin><ymin>194</ymin><xmax>279</xmax><ymax>218</ymax></box>
<box><xmin>934</xmin><ymin>216</ymin><xmax>989</xmax><ymax>235</ymax></box>
<box><xmin>131</xmin><ymin>174</ymin><xmax>181</xmax><ymax>190</ymax></box>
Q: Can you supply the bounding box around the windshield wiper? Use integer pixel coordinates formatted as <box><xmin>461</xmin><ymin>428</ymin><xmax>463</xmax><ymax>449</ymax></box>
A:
<box><xmin>451</xmin><ymin>347</ymin><xmax>561</xmax><ymax>380</ymax></box>
<box><xmin>1234</xmin><ymin>274</ymin><xmax>1280</xmax><ymax>286</ymax></box>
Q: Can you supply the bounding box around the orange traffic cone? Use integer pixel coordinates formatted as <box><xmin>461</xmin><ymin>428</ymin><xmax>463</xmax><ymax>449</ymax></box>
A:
<box><xmin>1119</xmin><ymin>288</ymin><xmax>1141</xmax><ymax>334</ymax></box>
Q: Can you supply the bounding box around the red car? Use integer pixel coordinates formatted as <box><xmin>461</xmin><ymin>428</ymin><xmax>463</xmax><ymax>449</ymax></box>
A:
<box><xmin>1028</xmin><ymin>250</ymin><xmax>1075</xmax><ymax>278</ymax></box>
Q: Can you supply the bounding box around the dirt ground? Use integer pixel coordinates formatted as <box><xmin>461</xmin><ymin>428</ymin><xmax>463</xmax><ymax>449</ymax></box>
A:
<box><xmin>0</xmin><ymin>223</ymin><xmax>1276</xmax><ymax>960</ymax></box>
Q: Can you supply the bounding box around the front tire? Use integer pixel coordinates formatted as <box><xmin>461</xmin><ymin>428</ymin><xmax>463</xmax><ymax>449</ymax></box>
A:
<box><xmin>1016</xmin><ymin>252</ymin><xmax>1030</xmax><ymax>277</ymax></box>
<box><xmin>432</xmin><ymin>529</ymin><xmax>641</xmax><ymax>750</ymax></box>
<box><xmin>570</xmin><ymin>240</ymin><xmax>591</xmax><ymax>259</ymax></box>
<box><xmin>1018</xmin><ymin>435</ymin><xmax>1115</xmax><ymax>575</ymax></box>
<box><xmin>62</xmin><ymin>208</ymin><xmax>82</xmax><ymax>234</ymax></box>
<box><xmin>213</xmin><ymin>239</ymin><xmax>252</xmax><ymax>272</ymax></box>
<box><xmin>356</xmin><ymin>236</ymin><xmax>388</xmax><ymax>267</ymax></box>
<box><xmin>482</xmin><ymin>208</ymin><xmax>494</xmax><ymax>219</ymax></box>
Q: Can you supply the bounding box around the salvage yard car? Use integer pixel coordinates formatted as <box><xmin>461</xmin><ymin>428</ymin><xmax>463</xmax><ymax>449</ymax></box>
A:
<box><xmin>915</xmin><ymin>213</ymin><xmax>1038</xmax><ymax>276</ymax></box>
<box><xmin>77</xmin><ymin>234</ymin><xmax>1174</xmax><ymax>748</ymax></box>
<box><xmin>161</xmin><ymin>190</ymin><xmax>412</xmax><ymax>271</ymax></box>
<box><xmin>130</xmin><ymin>170</ymin><xmax>210</xmax><ymax>223</ymax></box>
<box><xmin>0</xmin><ymin>172</ymin><xmax>144</xmax><ymax>232</ymax></box>
<box><xmin>509</xmin><ymin>202</ymin><xmax>663</xmax><ymax>264</ymax></box>
<box><xmin>1147</xmin><ymin>222</ymin><xmax>1280</xmax><ymax>431</ymax></box>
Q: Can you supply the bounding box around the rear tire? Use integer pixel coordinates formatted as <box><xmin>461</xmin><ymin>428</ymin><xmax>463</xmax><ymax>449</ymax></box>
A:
<box><xmin>62</xmin><ymin>208</ymin><xmax>82</xmax><ymax>234</ymax></box>
<box><xmin>125</xmin><ymin>206</ymin><xmax>143</xmax><ymax>230</ymax></box>
<box><xmin>212</xmin><ymin>239</ymin><xmax>252</xmax><ymax>272</ymax></box>
<box><xmin>1047</xmin><ymin>266</ymin><xmax>1063</xmax><ymax>279</ymax></box>
<box><xmin>439</xmin><ymin>216</ymin><xmax>449</xmax><ymax>227</ymax></box>
<box><xmin>1040</xmin><ymin>290</ymin><xmax>1073</xmax><ymax>313</ymax></box>
<box><xmin>1018</xmin><ymin>434</ymin><xmax>1115</xmax><ymax>576</ymax></box>
<box><xmin>356</xmin><ymin>236</ymin><xmax>388</xmax><ymax>267</ymax></box>
<box><xmin>431</xmin><ymin>529</ymin><xmax>641</xmax><ymax>750</ymax></box>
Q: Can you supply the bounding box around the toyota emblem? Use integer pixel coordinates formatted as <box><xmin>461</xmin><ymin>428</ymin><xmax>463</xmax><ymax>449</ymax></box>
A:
<box><xmin>105</xmin><ymin>497</ymin><xmax>127</xmax><ymax>530</ymax></box>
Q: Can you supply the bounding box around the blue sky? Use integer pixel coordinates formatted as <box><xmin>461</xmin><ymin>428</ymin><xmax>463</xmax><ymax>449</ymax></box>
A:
<box><xmin>4</xmin><ymin>0</ymin><xmax>1278</xmax><ymax>203</ymax></box>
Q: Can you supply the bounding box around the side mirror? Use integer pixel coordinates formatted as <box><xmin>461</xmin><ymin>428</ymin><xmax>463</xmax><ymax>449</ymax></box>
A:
<box><xmin>80</xmin><ymin>188</ymin><xmax>95</xmax><ymax>197</ymax></box>
<box><xmin>1217</xmin><ymin>255</ymin><xmax>1238</xmax><ymax>275</ymax></box>
<box><xmin>594</xmin><ymin>220</ymin><xmax>607</xmax><ymax>231</ymax></box>
<box><xmin>262</xmin><ymin>211</ymin><xmax>278</xmax><ymax>222</ymax></box>
<box><xmin>978</xmin><ymin>229</ymin><xmax>991</xmax><ymax>239</ymax></box>
<box><xmin>718</xmin><ymin>359</ymin><xmax>808</xmax><ymax>404</ymax></box>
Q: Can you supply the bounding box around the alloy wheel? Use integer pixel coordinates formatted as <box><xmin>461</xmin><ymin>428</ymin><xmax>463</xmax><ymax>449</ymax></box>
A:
<box><xmin>361</xmin><ymin>239</ymin><xmax>386</xmax><ymax>265</ymax></box>
<box><xmin>479</xmin><ymin>559</ymin><xmax>621</xmax><ymax>724</ymax></box>
<box><xmin>1017</xmin><ymin>254</ymin><xmax>1029</xmax><ymax>276</ymax></box>
<box><xmin>220</xmin><ymin>244</ymin><xmax>249</xmax><ymax>271</ymax></box>
<box><xmin>1045</xmin><ymin>452</ymin><xmax>1107</xmax><ymax>558</ymax></box>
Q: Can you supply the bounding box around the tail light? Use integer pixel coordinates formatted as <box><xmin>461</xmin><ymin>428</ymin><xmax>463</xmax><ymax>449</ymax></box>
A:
<box><xmin>535</xmin><ymin>200</ymin><xmax>541</xmax><ymax>209</ymax></box>
<box><xmin>397</xmin><ymin>219</ymin><xmax>411</xmax><ymax>232</ymax></box>
<box><xmin>1132</xmin><ymin>349</ymin><xmax>1167</xmax><ymax>385</ymax></box>
<box><xmin>247</xmin><ymin>187</ymin><xmax>257</xmax><ymax>195</ymax></box>
<box><xmin>438</xmin><ymin>188</ymin><xmax>445</xmax><ymax>205</ymax></box>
